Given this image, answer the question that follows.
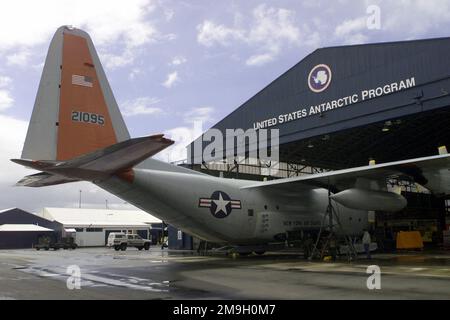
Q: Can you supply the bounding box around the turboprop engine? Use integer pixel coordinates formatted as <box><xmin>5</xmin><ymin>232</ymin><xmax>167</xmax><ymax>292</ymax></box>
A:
<box><xmin>330</xmin><ymin>188</ymin><xmax>407</xmax><ymax>212</ymax></box>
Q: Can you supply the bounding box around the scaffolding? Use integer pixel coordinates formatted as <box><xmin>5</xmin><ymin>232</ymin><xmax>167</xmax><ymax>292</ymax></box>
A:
<box><xmin>309</xmin><ymin>190</ymin><xmax>358</xmax><ymax>261</ymax></box>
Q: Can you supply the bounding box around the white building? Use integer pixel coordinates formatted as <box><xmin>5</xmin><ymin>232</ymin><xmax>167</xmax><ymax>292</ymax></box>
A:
<box><xmin>40</xmin><ymin>207</ymin><xmax>162</xmax><ymax>247</ymax></box>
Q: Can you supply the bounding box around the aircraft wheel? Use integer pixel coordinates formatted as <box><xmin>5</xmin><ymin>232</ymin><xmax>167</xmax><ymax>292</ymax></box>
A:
<box><xmin>114</xmin><ymin>245</ymin><xmax>120</xmax><ymax>251</ymax></box>
<box><xmin>120</xmin><ymin>243</ymin><xmax>127</xmax><ymax>251</ymax></box>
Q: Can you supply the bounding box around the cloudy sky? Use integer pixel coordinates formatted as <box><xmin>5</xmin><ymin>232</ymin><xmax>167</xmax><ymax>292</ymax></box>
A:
<box><xmin>1</xmin><ymin>0</ymin><xmax>450</xmax><ymax>212</ymax></box>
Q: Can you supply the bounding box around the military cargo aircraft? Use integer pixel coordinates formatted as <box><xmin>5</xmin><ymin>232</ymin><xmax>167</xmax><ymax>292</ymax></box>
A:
<box><xmin>12</xmin><ymin>26</ymin><xmax>450</xmax><ymax>253</ymax></box>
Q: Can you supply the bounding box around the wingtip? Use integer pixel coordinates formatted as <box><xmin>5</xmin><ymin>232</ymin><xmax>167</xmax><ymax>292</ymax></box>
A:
<box><xmin>148</xmin><ymin>133</ymin><xmax>175</xmax><ymax>146</ymax></box>
<box><xmin>10</xmin><ymin>158</ymin><xmax>25</xmax><ymax>165</ymax></box>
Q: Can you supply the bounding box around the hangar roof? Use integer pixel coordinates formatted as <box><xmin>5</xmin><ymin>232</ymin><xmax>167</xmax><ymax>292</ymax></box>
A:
<box><xmin>0</xmin><ymin>224</ymin><xmax>53</xmax><ymax>232</ymax></box>
<box><xmin>40</xmin><ymin>207</ymin><xmax>161</xmax><ymax>227</ymax></box>
<box><xmin>188</xmin><ymin>37</ymin><xmax>450</xmax><ymax>170</ymax></box>
<box><xmin>0</xmin><ymin>208</ymin><xmax>21</xmax><ymax>214</ymax></box>
<box><xmin>0</xmin><ymin>207</ymin><xmax>63</xmax><ymax>231</ymax></box>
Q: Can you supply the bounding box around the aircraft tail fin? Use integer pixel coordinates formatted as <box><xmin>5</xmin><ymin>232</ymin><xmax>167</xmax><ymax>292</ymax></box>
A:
<box><xmin>16</xmin><ymin>26</ymin><xmax>176</xmax><ymax>187</ymax></box>
<box><xmin>22</xmin><ymin>25</ymin><xmax>130</xmax><ymax>162</ymax></box>
<box><xmin>13</xmin><ymin>134</ymin><xmax>174</xmax><ymax>187</ymax></box>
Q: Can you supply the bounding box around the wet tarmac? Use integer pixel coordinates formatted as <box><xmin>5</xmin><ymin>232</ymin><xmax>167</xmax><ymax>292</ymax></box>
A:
<box><xmin>0</xmin><ymin>248</ymin><xmax>449</xmax><ymax>299</ymax></box>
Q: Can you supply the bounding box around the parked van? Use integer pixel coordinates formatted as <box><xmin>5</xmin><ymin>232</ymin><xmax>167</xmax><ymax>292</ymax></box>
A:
<box><xmin>107</xmin><ymin>232</ymin><xmax>151</xmax><ymax>251</ymax></box>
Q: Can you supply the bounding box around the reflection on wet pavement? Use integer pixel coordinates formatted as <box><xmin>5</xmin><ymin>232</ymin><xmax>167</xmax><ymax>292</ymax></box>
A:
<box><xmin>0</xmin><ymin>248</ymin><xmax>449</xmax><ymax>299</ymax></box>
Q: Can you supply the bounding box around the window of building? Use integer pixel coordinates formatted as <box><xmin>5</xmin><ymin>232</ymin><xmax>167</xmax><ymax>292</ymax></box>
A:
<box><xmin>86</xmin><ymin>228</ymin><xmax>103</xmax><ymax>232</ymax></box>
<box><xmin>75</xmin><ymin>228</ymin><xmax>84</xmax><ymax>232</ymax></box>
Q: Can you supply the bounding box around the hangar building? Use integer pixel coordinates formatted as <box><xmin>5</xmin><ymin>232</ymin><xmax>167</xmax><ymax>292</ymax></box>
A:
<box><xmin>188</xmin><ymin>37</ymin><xmax>450</xmax><ymax>247</ymax></box>
<box><xmin>0</xmin><ymin>207</ymin><xmax>164</xmax><ymax>248</ymax></box>
<box><xmin>0</xmin><ymin>208</ymin><xmax>63</xmax><ymax>249</ymax></box>
<box><xmin>39</xmin><ymin>208</ymin><xmax>162</xmax><ymax>247</ymax></box>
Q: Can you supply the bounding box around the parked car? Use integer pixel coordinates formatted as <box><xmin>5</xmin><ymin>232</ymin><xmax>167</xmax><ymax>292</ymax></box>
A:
<box><xmin>107</xmin><ymin>232</ymin><xmax>151</xmax><ymax>251</ymax></box>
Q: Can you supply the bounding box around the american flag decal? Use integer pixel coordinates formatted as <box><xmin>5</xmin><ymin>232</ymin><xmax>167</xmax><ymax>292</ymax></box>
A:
<box><xmin>72</xmin><ymin>74</ymin><xmax>93</xmax><ymax>87</ymax></box>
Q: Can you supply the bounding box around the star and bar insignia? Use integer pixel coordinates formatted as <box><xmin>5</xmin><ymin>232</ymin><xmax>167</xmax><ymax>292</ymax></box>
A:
<box><xmin>199</xmin><ymin>191</ymin><xmax>241</xmax><ymax>218</ymax></box>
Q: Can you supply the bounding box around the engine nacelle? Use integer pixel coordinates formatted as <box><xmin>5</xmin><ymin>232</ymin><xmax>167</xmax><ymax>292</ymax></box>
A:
<box><xmin>330</xmin><ymin>188</ymin><xmax>407</xmax><ymax>212</ymax></box>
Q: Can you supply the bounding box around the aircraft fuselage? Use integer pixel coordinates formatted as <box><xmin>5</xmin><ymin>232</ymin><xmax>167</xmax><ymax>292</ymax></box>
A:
<box><xmin>97</xmin><ymin>168</ymin><xmax>368</xmax><ymax>245</ymax></box>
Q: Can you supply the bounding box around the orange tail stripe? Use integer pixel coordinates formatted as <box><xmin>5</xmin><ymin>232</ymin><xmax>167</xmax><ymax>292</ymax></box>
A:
<box><xmin>57</xmin><ymin>32</ymin><xmax>117</xmax><ymax>160</ymax></box>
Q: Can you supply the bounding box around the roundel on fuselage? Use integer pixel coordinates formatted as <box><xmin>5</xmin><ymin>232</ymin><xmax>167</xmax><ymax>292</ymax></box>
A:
<box><xmin>198</xmin><ymin>191</ymin><xmax>242</xmax><ymax>219</ymax></box>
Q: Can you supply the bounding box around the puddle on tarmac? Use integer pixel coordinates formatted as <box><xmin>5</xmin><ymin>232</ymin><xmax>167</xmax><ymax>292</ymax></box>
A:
<box><xmin>19</xmin><ymin>265</ymin><xmax>171</xmax><ymax>293</ymax></box>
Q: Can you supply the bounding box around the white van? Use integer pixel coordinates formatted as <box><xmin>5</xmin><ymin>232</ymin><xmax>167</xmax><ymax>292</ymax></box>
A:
<box><xmin>107</xmin><ymin>232</ymin><xmax>151</xmax><ymax>251</ymax></box>
<box><xmin>107</xmin><ymin>232</ymin><xmax>127</xmax><ymax>251</ymax></box>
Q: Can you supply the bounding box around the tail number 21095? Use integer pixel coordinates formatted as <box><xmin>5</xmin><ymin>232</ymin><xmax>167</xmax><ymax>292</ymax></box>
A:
<box><xmin>71</xmin><ymin>111</ymin><xmax>105</xmax><ymax>125</ymax></box>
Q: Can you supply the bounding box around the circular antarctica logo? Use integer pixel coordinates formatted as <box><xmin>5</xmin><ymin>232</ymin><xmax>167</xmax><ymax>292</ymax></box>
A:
<box><xmin>308</xmin><ymin>64</ymin><xmax>332</xmax><ymax>93</ymax></box>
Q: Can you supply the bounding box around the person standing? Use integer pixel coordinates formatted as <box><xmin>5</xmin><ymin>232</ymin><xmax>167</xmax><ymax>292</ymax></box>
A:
<box><xmin>362</xmin><ymin>230</ymin><xmax>372</xmax><ymax>259</ymax></box>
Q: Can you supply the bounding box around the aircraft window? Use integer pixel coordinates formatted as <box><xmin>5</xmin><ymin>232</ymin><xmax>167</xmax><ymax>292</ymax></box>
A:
<box><xmin>264</xmin><ymin>205</ymin><xmax>268</xmax><ymax>210</ymax></box>
<box><xmin>248</xmin><ymin>209</ymin><xmax>254</xmax><ymax>217</ymax></box>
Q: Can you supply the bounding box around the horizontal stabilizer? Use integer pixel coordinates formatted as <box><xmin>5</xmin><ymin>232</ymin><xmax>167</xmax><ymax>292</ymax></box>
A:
<box><xmin>12</xmin><ymin>134</ymin><xmax>174</xmax><ymax>185</ymax></box>
<box><xmin>16</xmin><ymin>172</ymin><xmax>79</xmax><ymax>187</ymax></box>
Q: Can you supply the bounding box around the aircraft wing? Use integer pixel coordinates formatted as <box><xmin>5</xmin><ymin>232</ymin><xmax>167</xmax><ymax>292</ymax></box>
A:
<box><xmin>241</xmin><ymin>153</ymin><xmax>450</xmax><ymax>197</ymax></box>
